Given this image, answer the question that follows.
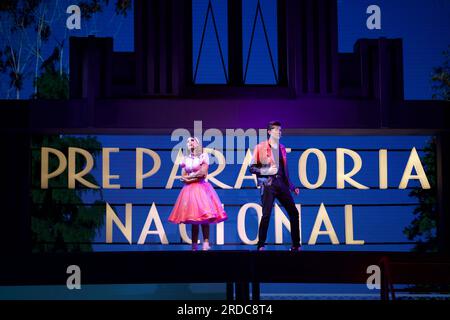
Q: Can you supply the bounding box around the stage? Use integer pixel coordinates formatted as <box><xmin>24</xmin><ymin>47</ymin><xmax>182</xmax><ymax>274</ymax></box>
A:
<box><xmin>2</xmin><ymin>251</ymin><xmax>449</xmax><ymax>300</ymax></box>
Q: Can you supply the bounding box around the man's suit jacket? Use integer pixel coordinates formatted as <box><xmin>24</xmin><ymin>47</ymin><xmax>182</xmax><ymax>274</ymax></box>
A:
<box><xmin>249</xmin><ymin>140</ymin><xmax>296</xmax><ymax>192</ymax></box>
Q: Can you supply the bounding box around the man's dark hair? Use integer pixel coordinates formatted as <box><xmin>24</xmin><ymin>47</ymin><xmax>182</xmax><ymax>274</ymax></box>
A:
<box><xmin>267</xmin><ymin>121</ymin><xmax>282</xmax><ymax>138</ymax></box>
<box><xmin>267</xmin><ymin>120</ymin><xmax>282</xmax><ymax>131</ymax></box>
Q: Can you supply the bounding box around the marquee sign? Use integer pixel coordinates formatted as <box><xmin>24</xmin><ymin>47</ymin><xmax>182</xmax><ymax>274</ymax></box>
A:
<box><xmin>31</xmin><ymin>133</ymin><xmax>435</xmax><ymax>252</ymax></box>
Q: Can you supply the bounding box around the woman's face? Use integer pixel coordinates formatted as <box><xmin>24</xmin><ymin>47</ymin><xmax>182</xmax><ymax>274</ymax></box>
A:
<box><xmin>187</xmin><ymin>138</ymin><xmax>199</xmax><ymax>150</ymax></box>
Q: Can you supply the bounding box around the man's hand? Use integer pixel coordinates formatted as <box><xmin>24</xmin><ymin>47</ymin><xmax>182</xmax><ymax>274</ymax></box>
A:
<box><xmin>293</xmin><ymin>187</ymin><xmax>300</xmax><ymax>195</ymax></box>
<box><xmin>266</xmin><ymin>165</ymin><xmax>278</xmax><ymax>175</ymax></box>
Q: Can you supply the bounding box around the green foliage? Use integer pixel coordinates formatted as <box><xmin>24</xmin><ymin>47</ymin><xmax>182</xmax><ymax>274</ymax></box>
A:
<box><xmin>115</xmin><ymin>0</ymin><xmax>132</xmax><ymax>16</ymax></box>
<box><xmin>33</xmin><ymin>47</ymin><xmax>69</xmax><ymax>99</ymax></box>
<box><xmin>0</xmin><ymin>0</ymin><xmax>132</xmax><ymax>99</ymax></box>
<box><xmin>0</xmin><ymin>0</ymin><xmax>42</xmax><ymax>31</ymax></box>
<box><xmin>431</xmin><ymin>45</ymin><xmax>450</xmax><ymax>101</ymax></box>
<box><xmin>1</xmin><ymin>0</ymin><xmax>46</xmax><ymax>98</ymax></box>
<box><xmin>34</xmin><ymin>70</ymin><xmax>69</xmax><ymax>99</ymax></box>
<box><xmin>3</xmin><ymin>45</ymin><xmax>24</xmax><ymax>93</ymax></box>
<box><xmin>31</xmin><ymin>135</ymin><xmax>105</xmax><ymax>252</ymax></box>
<box><xmin>403</xmin><ymin>138</ymin><xmax>438</xmax><ymax>252</ymax></box>
<box><xmin>403</xmin><ymin>46</ymin><xmax>450</xmax><ymax>253</ymax></box>
<box><xmin>8</xmin><ymin>69</ymin><xmax>23</xmax><ymax>92</ymax></box>
<box><xmin>78</xmin><ymin>0</ymin><xmax>132</xmax><ymax>18</ymax></box>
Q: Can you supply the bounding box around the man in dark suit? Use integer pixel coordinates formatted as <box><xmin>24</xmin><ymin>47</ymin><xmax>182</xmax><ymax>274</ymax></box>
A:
<box><xmin>249</xmin><ymin>121</ymin><xmax>301</xmax><ymax>251</ymax></box>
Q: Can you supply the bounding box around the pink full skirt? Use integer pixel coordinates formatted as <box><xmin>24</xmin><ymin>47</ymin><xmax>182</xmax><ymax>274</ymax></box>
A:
<box><xmin>168</xmin><ymin>180</ymin><xmax>228</xmax><ymax>224</ymax></box>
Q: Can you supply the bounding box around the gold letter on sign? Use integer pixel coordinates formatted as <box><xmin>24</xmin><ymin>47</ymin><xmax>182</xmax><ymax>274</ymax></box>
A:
<box><xmin>299</xmin><ymin>148</ymin><xmax>327</xmax><ymax>189</ymax></box>
<box><xmin>379</xmin><ymin>149</ymin><xmax>388</xmax><ymax>189</ymax></box>
<box><xmin>166</xmin><ymin>149</ymin><xmax>184</xmax><ymax>189</ymax></box>
<box><xmin>106</xmin><ymin>203</ymin><xmax>132</xmax><ymax>244</ymax></box>
<box><xmin>336</xmin><ymin>148</ymin><xmax>369</xmax><ymax>189</ymax></box>
<box><xmin>345</xmin><ymin>205</ymin><xmax>364</xmax><ymax>245</ymax></box>
<box><xmin>41</xmin><ymin>147</ymin><xmax>67</xmax><ymax>189</ymax></box>
<box><xmin>138</xmin><ymin>202</ymin><xmax>168</xmax><ymax>244</ymax></box>
<box><xmin>399</xmin><ymin>147</ymin><xmax>431</xmax><ymax>189</ymax></box>
<box><xmin>234</xmin><ymin>149</ymin><xmax>258</xmax><ymax>189</ymax></box>
<box><xmin>308</xmin><ymin>203</ymin><xmax>339</xmax><ymax>245</ymax></box>
<box><xmin>136</xmin><ymin>148</ymin><xmax>161</xmax><ymax>189</ymax></box>
<box><xmin>237</xmin><ymin>203</ymin><xmax>262</xmax><ymax>245</ymax></box>
<box><xmin>103</xmin><ymin>148</ymin><xmax>121</xmax><ymax>189</ymax></box>
<box><xmin>204</xmin><ymin>148</ymin><xmax>232</xmax><ymax>189</ymax></box>
<box><xmin>68</xmin><ymin>147</ymin><xmax>99</xmax><ymax>189</ymax></box>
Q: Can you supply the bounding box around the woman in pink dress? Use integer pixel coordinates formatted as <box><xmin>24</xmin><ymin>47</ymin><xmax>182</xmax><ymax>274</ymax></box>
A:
<box><xmin>168</xmin><ymin>137</ymin><xmax>227</xmax><ymax>251</ymax></box>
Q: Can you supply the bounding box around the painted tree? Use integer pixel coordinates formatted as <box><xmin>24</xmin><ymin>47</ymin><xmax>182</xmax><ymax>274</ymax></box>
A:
<box><xmin>0</xmin><ymin>0</ymin><xmax>132</xmax><ymax>99</ymax></box>
<box><xmin>31</xmin><ymin>135</ymin><xmax>105</xmax><ymax>253</ymax></box>
<box><xmin>403</xmin><ymin>138</ymin><xmax>437</xmax><ymax>252</ymax></box>
<box><xmin>404</xmin><ymin>46</ymin><xmax>449</xmax><ymax>253</ymax></box>
<box><xmin>431</xmin><ymin>45</ymin><xmax>450</xmax><ymax>101</ymax></box>
<box><xmin>0</xmin><ymin>0</ymin><xmax>64</xmax><ymax>99</ymax></box>
<box><xmin>79</xmin><ymin>0</ymin><xmax>132</xmax><ymax>19</ymax></box>
<box><xmin>34</xmin><ymin>46</ymin><xmax>69</xmax><ymax>99</ymax></box>
<box><xmin>0</xmin><ymin>0</ymin><xmax>40</xmax><ymax>99</ymax></box>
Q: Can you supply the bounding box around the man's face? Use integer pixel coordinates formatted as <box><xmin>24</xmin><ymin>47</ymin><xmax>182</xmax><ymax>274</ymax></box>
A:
<box><xmin>268</xmin><ymin>126</ymin><xmax>282</xmax><ymax>140</ymax></box>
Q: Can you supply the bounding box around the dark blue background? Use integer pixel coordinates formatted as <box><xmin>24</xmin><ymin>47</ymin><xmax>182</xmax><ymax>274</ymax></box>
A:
<box><xmin>1</xmin><ymin>0</ymin><xmax>449</xmax><ymax>99</ymax></box>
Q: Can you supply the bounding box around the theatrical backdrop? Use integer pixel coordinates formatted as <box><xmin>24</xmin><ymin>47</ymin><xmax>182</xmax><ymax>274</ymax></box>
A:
<box><xmin>0</xmin><ymin>0</ymin><xmax>449</xmax><ymax>300</ymax></box>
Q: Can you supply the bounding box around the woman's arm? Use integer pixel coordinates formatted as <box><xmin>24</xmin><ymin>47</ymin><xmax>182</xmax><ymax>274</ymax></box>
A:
<box><xmin>187</xmin><ymin>163</ymin><xmax>208</xmax><ymax>181</ymax></box>
<box><xmin>191</xmin><ymin>163</ymin><xmax>208</xmax><ymax>178</ymax></box>
<box><xmin>180</xmin><ymin>168</ymin><xmax>194</xmax><ymax>183</ymax></box>
<box><xmin>181</xmin><ymin>164</ymin><xmax>208</xmax><ymax>183</ymax></box>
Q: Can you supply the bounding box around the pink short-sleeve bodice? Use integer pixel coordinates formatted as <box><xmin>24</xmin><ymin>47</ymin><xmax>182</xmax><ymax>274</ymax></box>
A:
<box><xmin>181</xmin><ymin>153</ymin><xmax>209</xmax><ymax>175</ymax></box>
